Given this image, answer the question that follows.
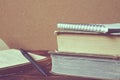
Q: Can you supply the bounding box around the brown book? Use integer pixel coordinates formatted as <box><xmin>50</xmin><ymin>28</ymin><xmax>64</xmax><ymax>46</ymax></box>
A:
<box><xmin>55</xmin><ymin>30</ymin><xmax>120</xmax><ymax>57</ymax></box>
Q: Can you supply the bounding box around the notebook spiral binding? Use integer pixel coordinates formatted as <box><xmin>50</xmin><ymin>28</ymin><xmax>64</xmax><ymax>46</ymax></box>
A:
<box><xmin>57</xmin><ymin>23</ymin><xmax>108</xmax><ymax>33</ymax></box>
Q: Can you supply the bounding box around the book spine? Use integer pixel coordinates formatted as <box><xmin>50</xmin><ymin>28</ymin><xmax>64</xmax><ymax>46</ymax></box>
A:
<box><xmin>57</xmin><ymin>23</ymin><xmax>108</xmax><ymax>33</ymax></box>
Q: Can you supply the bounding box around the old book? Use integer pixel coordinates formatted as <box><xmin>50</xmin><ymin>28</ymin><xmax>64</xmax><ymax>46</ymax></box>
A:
<box><xmin>49</xmin><ymin>51</ymin><xmax>120</xmax><ymax>80</ymax></box>
<box><xmin>0</xmin><ymin>49</ymin><xmax>46</xmax><ymax>76</ymax></box>
<box><xmin>55</xmin><ymin>30</ymin><xmax>120</xmax><ymax>56</ymax></box>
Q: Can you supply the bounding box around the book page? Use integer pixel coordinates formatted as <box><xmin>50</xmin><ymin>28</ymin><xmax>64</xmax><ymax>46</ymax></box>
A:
<box><xmin>0</xmin><ymin>39</ymin><xmax>9</xmax><ymax>50</ymax></box>
<box><xmin>0</xmin><ymin>49</ymin><xmax>46</xmax><ymax>69</ymax></box>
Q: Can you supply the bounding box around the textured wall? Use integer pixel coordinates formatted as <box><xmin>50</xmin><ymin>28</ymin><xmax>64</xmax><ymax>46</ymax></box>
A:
<box><xmin>0</xmin><ymin>0</ymin><xmax>120</xmax><ymax>50</ymax></box>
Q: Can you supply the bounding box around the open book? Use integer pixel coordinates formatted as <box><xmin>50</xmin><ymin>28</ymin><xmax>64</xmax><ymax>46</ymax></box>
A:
<box><xmin>0</xmin><ymin>39</ymin><xmax>46</xmax><ymax>76</ymax></box>
<box><xmin>0</xmin><ymin>49</ymin><xmax>46</xmax><ymax>69</ymax></box>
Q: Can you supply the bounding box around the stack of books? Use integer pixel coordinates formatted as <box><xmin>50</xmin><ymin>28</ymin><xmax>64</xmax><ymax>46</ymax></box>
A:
<box><xmin>49</xmin><ymin>23</ymin><xmax>120</xmax><ymax>80</ymax></box>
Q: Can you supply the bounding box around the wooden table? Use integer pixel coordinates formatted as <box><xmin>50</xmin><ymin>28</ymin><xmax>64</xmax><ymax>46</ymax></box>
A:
<box><xmin>0</xmin><ymin>50</ymin><xmax>101</xmax><ymax>80</ymax></box>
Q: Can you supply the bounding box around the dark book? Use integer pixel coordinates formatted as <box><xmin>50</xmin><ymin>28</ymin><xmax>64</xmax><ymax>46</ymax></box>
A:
<box><xmin>49</xmin><ymin>51</ymin><xmax>120</xmax><ymax>80</ymax></box>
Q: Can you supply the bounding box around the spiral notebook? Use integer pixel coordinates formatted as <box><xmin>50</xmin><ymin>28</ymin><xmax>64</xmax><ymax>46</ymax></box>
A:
<box><xmin>57</xmin><ymin>23</ymin><xmax>120</xmax><ymax>34</ymax></box>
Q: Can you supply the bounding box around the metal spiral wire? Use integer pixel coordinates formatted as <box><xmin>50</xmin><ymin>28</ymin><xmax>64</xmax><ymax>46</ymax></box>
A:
<box><xmin>57</xmin><ymin>23</ymin><xmax>108</xmax><ymax>33</ymax></box>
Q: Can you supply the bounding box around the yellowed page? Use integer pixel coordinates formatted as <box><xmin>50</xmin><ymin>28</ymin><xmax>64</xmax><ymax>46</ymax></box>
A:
<box><xmin>0</xmin><ymin>39</ymin><xmax>9</xmax><ymax>50</ymax></box>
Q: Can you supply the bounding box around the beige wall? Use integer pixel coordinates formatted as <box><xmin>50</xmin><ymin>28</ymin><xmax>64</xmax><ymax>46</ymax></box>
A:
<box><xmin>0</xmin><ymin>0</ymin><xmax>120</xmax><ymax>50</ymax></box>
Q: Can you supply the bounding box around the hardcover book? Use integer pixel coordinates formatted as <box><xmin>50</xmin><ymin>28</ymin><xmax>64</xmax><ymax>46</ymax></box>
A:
<box><xmin>55</xmin><ymin>30</ymin><xmax>120</xmax><ymax>56</ymax></box>
<box><xmin>49</xmin><ymin>51</ymin><xmax>120</xmax><ymax>80</ymax></box>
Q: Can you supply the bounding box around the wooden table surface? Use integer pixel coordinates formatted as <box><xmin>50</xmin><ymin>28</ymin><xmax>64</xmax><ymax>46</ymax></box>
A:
<box><xmin>0</xmin><ymin>50</ymin><xmax>101</xmax><ymax>80</ymax></box>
